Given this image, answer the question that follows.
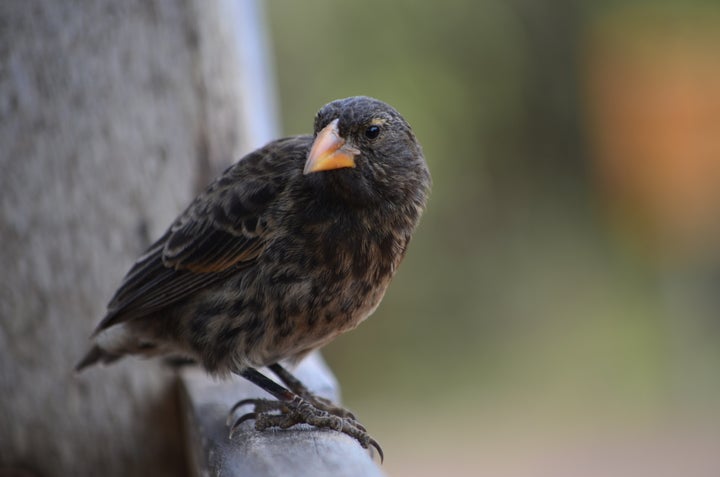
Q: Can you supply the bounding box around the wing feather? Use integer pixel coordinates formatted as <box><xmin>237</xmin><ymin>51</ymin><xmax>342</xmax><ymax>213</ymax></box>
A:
<box><xmin>94</xmin><ymin>137</ymin><xmax>310</xmax><ymax>333</ymax></box>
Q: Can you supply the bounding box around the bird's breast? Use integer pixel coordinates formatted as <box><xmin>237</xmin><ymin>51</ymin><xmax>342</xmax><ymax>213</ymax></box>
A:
<box><xmin>244</xmin><ymin>221</ymin><xmax>404</xmax><ymax>363</ymax></box>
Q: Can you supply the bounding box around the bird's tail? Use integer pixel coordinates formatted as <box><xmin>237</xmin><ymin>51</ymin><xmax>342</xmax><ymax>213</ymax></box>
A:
<box><xmin>75</xmin><ymin>345</ymin><xmax>122</xmax><ymax>372</ymax></box>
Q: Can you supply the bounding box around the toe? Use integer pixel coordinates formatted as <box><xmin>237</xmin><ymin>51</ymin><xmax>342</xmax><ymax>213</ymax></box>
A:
<box><xmin>228</xmin><ymin>412</ymin><xmax>258</xmax><ymax>438</ymax></box>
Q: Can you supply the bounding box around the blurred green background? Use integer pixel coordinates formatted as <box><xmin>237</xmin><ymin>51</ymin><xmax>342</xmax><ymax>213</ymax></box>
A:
<box><xmin>267</xmin><ymin>1</ymin><xmax>720</xmax><ymax>475</ymax></box>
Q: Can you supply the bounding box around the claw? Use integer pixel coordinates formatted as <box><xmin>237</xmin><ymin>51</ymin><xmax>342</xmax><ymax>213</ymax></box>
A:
<box><xmin>369</xmin><ymin>438</ymin><xmax>384</xmax><ymax>463</ymax></box>
<box><xmin>229</xmin><ymin>398</ymin><xmax>261</xmax><ymax>417</ymax></box>
<box><xmin>228</xmin><ymin>412</ymin><xmax>257</xmax><ymax>439</ymax></box>
<box><xmin>227</xmin><ymin>398</ymin><xmax>287</xmax><ymax>426</ymax></box>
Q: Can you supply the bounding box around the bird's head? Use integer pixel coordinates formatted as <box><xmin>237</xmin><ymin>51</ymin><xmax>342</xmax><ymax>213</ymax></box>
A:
<box><xmin>304</xmin><ymin>96</ymin><xmax>430</xmax><ymax>207</ymax></box>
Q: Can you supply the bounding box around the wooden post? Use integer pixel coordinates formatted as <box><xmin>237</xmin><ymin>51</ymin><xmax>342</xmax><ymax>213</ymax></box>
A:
<box><xmin>0</xmin><ymin>1</ymin><xmax>383</xmax><ymax>475</ymax></box>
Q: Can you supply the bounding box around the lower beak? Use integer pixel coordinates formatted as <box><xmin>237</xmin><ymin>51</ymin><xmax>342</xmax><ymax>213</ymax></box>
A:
<box><xmin>304</xmin><ymin>118</ymin><xmax>360</xmax><ymax>174</ymax></box>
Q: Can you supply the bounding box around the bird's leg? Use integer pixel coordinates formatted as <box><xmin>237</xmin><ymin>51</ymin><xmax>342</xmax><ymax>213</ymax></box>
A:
<box><xmin>228</xmin><ymin>367</ymin><xmax>383</xmax><ymax>461</ymax></box>
<box><xmin>227</xmin><ymin>367</ymin><xmax>295</xmax><ymax>429</ymax></box>
<box><xmin>268</xmin><ymin>363</ymin><xmax>357</xmax><ymax>419</ymax></box>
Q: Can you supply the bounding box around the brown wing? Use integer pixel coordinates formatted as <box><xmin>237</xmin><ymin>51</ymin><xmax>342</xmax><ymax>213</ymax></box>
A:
<box><xmin>94</xmin><ymin>137</ymin><xmax>309</xmax><ymax>332</ymax></box>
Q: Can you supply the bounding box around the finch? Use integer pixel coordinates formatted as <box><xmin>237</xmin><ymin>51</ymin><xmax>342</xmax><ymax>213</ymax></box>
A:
<box><xmin>77</xmin><ymin>96</ymin><xmax>430</xmax><ymax>457</ymax></box>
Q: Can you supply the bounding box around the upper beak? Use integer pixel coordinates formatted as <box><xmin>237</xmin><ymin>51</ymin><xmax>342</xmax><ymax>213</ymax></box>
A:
<box><xmin>304</xmin><ymin>118</ymin><xmax>360</xmax><ymax>175</ymax></box>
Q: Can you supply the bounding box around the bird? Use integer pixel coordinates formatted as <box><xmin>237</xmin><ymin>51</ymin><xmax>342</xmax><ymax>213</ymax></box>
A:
<box><xmin>76</xmin><ymin>96</ymin><xmax>430</xmax><ymax>458</ymax></box>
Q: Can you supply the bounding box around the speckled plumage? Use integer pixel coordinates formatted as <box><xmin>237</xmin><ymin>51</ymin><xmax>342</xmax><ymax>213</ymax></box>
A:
<box><xmin>77</xmin><ymin>96</ymin><xmax>430</xmax><ymax>455</ymax></box>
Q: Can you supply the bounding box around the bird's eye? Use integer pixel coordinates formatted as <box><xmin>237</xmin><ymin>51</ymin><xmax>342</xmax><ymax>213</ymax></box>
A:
<box><xmin>365</xmin><ymin>125</ymin><xmax>380</xmax><ymax>140</ymax></box>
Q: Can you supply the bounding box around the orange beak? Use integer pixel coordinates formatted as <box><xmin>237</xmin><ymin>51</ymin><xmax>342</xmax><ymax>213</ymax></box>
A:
<box><xmin>304</xmin><ymin>118</ymin><xmax>360</xmax><ymax>174</ymax></box>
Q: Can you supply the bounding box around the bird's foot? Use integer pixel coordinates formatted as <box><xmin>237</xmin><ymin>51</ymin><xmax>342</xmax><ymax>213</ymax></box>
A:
<box><xmin>267</xmin><ymin>363</ymin><xmax>357</xmax><ymax>419</ymax></box>
<box><xmin>299</xmin><ymin>393</ymin><xmax>358</xmax><ymax>420</ymax></box>
<box><xmin>227</xmin><ymin>396</ymin><xmax>383</xmax><ymax>461</ymax></box>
